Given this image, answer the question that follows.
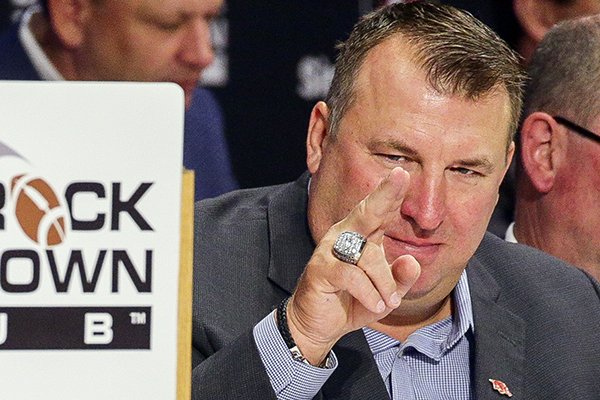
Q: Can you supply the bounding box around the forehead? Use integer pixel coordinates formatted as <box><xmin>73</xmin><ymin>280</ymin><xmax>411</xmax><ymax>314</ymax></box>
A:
<box><xmin>355</xmin><ymin>35</ymin><xmax>508</xmax><ymax>105</ymax></box>
<box><xmin>346</xmin><ymin>37</ymin><xmax>512</xmax><ymax>155</ymax></box>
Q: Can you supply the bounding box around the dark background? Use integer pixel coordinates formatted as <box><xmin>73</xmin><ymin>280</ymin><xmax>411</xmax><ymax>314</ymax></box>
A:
<box><xmin>0</xmin><ymin>0</ymin><xmax>519</xmax><ymax>190</ymax></box>
<box><xmin>208</xmin><ymin>0</ymin><xmax>519</xmax><ymax>189</ymax></box>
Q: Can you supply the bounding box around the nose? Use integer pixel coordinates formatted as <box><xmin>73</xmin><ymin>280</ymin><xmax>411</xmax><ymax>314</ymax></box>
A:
<box><xmin>401</xmin><ymin>171</ymin><xmax>447</xmax><ymax>234</ymax></box>
<box><xmin>179</xmin><ymin>20</ymin><xmax>215</xmax><ymax>71</ymax></box>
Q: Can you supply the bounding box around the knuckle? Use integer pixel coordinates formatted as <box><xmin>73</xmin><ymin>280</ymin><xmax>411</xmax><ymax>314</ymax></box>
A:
<box><xmin>358</xmin><ymin>244</ymin><xmax>387</xmax><ymax>276</ymax></box>
<box><xmin>356</xmin><ymin>199</ymin><xmax>368</xmax><ymax>217</ymax></box>
<box><xmin>310</xmin><ymin>250</ymin><xmax>328</xmax><ymax>267</ymax></box>
<box><xmin>365</xmin><ymin>285</ymin><xmax>380</xmax><ymax>303</ymax></box>
<box><xmin>358</xmin><ymin>244</ymin><xmax>377</xmax><ymax>269</ymax></box>
<box><xmin>344</xmin><ymin>266</ymin><xmax>364</xmax><ymax>288</ymax></box>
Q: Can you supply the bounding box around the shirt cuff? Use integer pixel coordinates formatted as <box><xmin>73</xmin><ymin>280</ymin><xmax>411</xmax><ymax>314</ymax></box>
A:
<box><xmin>253</xmin><ymin>310</ymin><xmax>338</xmax><ymax>400</ymax></box>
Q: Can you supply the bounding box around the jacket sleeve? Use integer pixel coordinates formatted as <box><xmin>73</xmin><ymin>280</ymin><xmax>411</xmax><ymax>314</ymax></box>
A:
<box><xmin>191</xmin><ymin>329</ymin><xmax>277</xmax><ymax>400</ymax></box>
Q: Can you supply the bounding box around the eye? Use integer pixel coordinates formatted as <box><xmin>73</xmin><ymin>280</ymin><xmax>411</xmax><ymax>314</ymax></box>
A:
<box><xmin>451</xmin><ymin>167</ymin><xmax>479</xmax><ymax>176</ymax></box>
<box><xmin>155</xmin><ymin>20</ymin><xmax>183</xmax><ymax>31</ymax></box>
<box><xmin>376</xmin><ymin>153</ymin><xmax>409</xmax><ymax>162</ymax></box>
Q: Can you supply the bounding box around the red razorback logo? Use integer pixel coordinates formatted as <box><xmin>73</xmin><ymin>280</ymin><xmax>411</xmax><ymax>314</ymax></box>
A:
<box><xmin>489</xmin><ymin>379</ymin><xmax>513</xmax><ymax>397</ymax></box>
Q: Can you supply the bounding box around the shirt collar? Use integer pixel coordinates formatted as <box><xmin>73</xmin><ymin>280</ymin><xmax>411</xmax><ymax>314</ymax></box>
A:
<box><xmin>505</xmin><ymin>222</ymin><xmax>518</xmax><ymax>243</ymax></box>
<box><xmin>19</xmin><ymin>6</ymin><xmax>64</xmax><ymax>81</ymax></box>
<box><xmin>449</xmin><ymin>268</ymin><xmax>474</xmax><ymax>346</ymax></box>
<box><xmin>364</xmin><ymin>268</ymin><xmax>474</xmax><ymax>358</ymax></box>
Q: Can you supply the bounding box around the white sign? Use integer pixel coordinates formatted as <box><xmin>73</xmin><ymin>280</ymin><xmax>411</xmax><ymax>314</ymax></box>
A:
<box><xmin>0</xmin><ymin>81</ymin><xmax>184</xmax><ymax>399</ymax></box>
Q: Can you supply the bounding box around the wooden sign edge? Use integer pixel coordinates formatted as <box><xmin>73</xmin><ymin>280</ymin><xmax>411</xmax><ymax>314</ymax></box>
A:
<box><xmin>177</xmin><ymin>170</ymin><xmax>194</xmax><ymax>400</ymax></box>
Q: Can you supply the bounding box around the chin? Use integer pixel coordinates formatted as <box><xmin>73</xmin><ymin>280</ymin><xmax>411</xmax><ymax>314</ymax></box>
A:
<box><xmin>403</xmin><ymin>267</ymin><xmax>449</xmax><ymax>300</ymax></box>
<box><xmin>403</xmin><ymin>283</ymin><xmax>436</xmax><ymax>301</ymax></box>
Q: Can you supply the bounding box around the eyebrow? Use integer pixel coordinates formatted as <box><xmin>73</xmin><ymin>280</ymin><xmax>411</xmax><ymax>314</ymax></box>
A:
<box><xmin>369</xmin><ymin>138</ymin><xmax>496</xmax><ymax>173</ymax></box>
<box><xmin>369</xmin><ymin>139</ymin><xmax>420</xmax><ymax>159</ymax></box>
<box><xmin>137</xmin><ymin>5</ymin><xmax>197</xmax><ymax>23</ymax></box>
<box><xmin>455</xmin><ymin>157</ymin><xmax>495</xmax><ymax>174</ymax></box>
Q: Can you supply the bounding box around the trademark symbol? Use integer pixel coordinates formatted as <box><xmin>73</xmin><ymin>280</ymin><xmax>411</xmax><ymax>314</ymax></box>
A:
<box><xmin>129</xmin><ymin>311</ymin><xmax>146</xmax><ymax>325</ymax></box>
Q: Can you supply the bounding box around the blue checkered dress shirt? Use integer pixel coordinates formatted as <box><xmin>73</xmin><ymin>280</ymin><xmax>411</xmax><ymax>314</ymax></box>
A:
<box><xmin>254</xmin><ymin>270</ymin><xmax>474</xmax><ymax>399</ymax></box>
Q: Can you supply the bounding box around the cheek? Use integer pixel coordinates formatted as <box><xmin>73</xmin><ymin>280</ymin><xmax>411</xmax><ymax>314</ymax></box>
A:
<box><xmin>590</xmin><ymin>155</ymin><xmax>600</xmax><ymax>187</ymax></box>
<box><xmin>334</xmin><ymin>163</ymin><xmax>378</xmax><ymax>213</ymax></box>
<box><xmin>448</xmin><ymin>185</ymin><xmax>498</xmax><ymax>235</ymax></box>
<box><xmin>346</xmin><ymin>164</ymin><xmax>378</xmax><ymax>191</ymax></box>
<box><xmin>324</xmin><ymin>153</ymin><xmax>384</xmax><ymax>218</ymax></box>
<box><xmin>121</xmin><ymin>40</ymin><xmax>169</xmax><ymax>75</ymax></box>
<box><xmin>91</xmin><ymin>17</ymin><xmax>132</xmax><ymax>56</ymax></box>
<box><xmin>87</xmin><ymin>31</ymin><xmax>140</xmax><ymax>78</ymax></box>
<box><xmin>554</xmin><ymin>153</ymin><xmax>599</xmax><ymax>202</ymax></box>
<box><xmin>115</xmin><ymin>28</ymin><xmax>180</xmax><ymax>79</ymax></box>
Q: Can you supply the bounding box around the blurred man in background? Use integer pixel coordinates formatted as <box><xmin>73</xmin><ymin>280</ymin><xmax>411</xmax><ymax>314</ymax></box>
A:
<box><xmin>511</xmin><ymin>15</ymin><xmax>600</xmax><ymax>281</ymax></box>
<box><xmin>0</xmin><ymin>0</ymin><xmax>238</xmax><ymax>200</ymax></box>
<box><xmin>512</xmin><ymin>0</ymin><xmax>600</xmax><ymax>64</ymax></box>
<box><xmin>440</xmin><ymin>0</ymin><xmax>600</xmax><ymax>237</ymax></box>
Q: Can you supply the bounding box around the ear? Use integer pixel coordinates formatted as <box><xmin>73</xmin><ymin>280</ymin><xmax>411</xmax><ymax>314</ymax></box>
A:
<box><xmin>46</xmin><ymin>0</ymin><xmax>93</xmax><ymax>49</ymax></box>
<box><xmin>513</xmin><ymin>0</ymin><xmax>559</xmax><ymax>43</ymax></box>
<box><xmin>519</xmin><ymin>112</ymin><xmax>566</xmax><ymax>193</ymax></box>
<box><xmin>306</xmin><ymin>101</ymin><xmax>331</xmax><ymax>175</ymax></box>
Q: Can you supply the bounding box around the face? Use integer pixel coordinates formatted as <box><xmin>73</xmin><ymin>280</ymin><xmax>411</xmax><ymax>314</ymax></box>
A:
<box><xmin>551</xmin><ymin>116</ymin><xmax>600</xmax><ymax>274</ymax></box>
<box><xmin>75</xmin><ymin>0</ymin><xmax>222</xmax><ymax>108</ymax></box>
<box><xmin>307</xmin><ymin>37</ymin><xmax>514</xmax><ymax>313</ymax></box>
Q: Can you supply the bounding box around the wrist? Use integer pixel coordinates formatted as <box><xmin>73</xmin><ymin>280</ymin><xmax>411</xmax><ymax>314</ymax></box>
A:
<box><xmin>277</xmin><ymin>296</ymin><xmax>335</xmax><ymax>367</ymax></box>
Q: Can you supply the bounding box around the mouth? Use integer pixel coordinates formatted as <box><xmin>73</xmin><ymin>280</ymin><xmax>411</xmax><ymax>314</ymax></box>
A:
<box><xmin>383</xmin><ymin>234</ymin><xmax>443</xmax><ymax>262</ymax></box>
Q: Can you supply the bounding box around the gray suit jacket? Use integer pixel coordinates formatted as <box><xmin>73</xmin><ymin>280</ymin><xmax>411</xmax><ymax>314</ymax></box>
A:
<box><xmin>192</xmin><ymin>173</ymin><xmax>600</xmax><ymax>399</ymax></box>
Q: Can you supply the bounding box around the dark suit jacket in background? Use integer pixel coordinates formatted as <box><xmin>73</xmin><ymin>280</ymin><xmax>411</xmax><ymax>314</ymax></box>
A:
<box><xmin>0</xmin><ymin>21</ymin><xmax>238</xmax><ymax>201</ymax></box>
<box><xmin>192</xmin><ymin>173</ymin><xmax>600</xmax><ymax>399</ymax></box>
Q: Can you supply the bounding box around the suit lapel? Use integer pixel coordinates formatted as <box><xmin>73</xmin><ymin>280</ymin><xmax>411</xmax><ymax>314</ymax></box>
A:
<box><xmin>467</xmin><ymin>257</ymin><xmax>525</xmax><ymax>399</ymax></box>
<box><xmin>323</xmin><ymin>330</ymin><xmax>389</xmax><ymax>400</ymax></box>
<box><xmin>267</xmin><ymin>173</ymin><xmax>315</xmax><ymax>294</ymax></box>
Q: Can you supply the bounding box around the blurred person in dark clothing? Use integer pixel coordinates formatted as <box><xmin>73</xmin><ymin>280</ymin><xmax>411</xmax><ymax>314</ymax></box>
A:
<box><xmin>510</xmin><ymin>15</ymin><xmax>600</xmax><ymax>281</ymax></box>
<box><xmin>0</xmin><ymin>0</ymin><xmax>238</xmax><ymax>200</ymax></box>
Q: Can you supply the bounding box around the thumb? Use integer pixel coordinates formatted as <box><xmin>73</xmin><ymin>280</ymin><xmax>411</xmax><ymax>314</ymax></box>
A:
<box><xmin>391</xmin><ymin>254</ymin><xmax>421</xmax><ymax>297</ymax></box>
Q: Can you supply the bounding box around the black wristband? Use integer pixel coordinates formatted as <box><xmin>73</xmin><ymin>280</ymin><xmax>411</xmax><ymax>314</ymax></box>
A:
<box><xmin>276</xmin><ymin>296</ymin><xmax>332</xmax><ymax>368</ymax></box>
<box><xmin>276</xmin><ymin>296</ymin><xmax>296</xmax><ymax>350</ymax></box>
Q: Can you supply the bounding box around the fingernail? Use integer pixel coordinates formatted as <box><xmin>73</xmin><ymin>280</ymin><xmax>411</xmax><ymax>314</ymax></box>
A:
<box><xmin>390</xmin><ymin>292</ymin><xmax>400</xmax><ymax>306</ymax></box>
<box><xmin>376</xmin><ymin>300</ymin><xmax>385</xmax><ymax>313</ymax></box>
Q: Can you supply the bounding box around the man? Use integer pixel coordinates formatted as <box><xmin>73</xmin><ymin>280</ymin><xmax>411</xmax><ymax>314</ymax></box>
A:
<box><xmin>510</xmin><ymin>15</ymin><xmax>600</xmax><ymax>281</ymax></box>
<box><xmin>0</xmin><ymin>0</ymin><xmax>238</xmax><ymax>200</ymax></box>
<box><xmin>192</xmin><ymin>3</ymin><xmax>600</xmax><ymax>399</ymax></box>
<box><xmin>512</xmin><ymin>0</ymin><xmax>600</xmax><ymax>64</ymax></box>
<box><xmin>490</xmin><ymin>0</ymin><xmax>600</xmax><ymax>236</ymax></box>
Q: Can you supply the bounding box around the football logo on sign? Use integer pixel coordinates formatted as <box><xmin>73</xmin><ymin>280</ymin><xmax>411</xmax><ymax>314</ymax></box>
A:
<box><xmin>11</xmin><ymin>174</ymin><xmax>67</xmax><ymax>246</ymax></box>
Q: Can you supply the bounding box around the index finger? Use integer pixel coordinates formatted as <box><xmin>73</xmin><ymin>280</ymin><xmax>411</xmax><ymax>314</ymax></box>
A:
<box><xmin>337</xmin><ymin>167</ymin><xmax>410</xmax><ymax>241</ymax></box>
